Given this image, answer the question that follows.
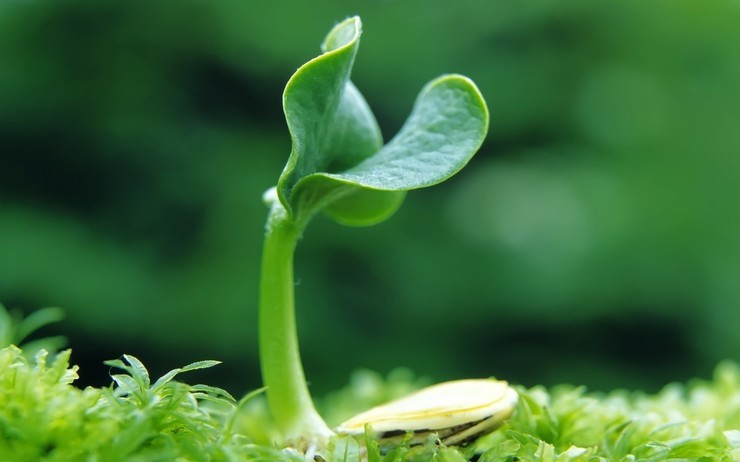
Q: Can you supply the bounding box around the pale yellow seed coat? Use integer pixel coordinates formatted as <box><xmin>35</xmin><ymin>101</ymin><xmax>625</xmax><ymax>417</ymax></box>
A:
<box><xmin>336</xmin><ymin>379</ymin><xmax>518</xmax><ymax>435</ymax></box>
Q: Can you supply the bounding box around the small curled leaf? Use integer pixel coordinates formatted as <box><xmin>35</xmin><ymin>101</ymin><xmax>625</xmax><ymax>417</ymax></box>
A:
<box><xmin>323</xmin><ymin>189</ymin><xmax>406</xmax><ymax>227</ymax></box>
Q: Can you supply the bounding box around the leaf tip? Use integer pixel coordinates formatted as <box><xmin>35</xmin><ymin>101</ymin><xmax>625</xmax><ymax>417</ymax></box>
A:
<box><xmin>321</xmin><ymin>16</ymin><xmax>362</xmax><ymax>53</ymax></box>
<box><xmin>431</xmin><ymin>74</ymin><xmax>488</xmax><ymax>117</ymax></box>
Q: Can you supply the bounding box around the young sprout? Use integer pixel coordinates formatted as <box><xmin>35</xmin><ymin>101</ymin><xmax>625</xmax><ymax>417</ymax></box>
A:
<box><xmin>258</xmin><ymin>16</ymin><xmax>495</xmax><ymax>449</ymax></box>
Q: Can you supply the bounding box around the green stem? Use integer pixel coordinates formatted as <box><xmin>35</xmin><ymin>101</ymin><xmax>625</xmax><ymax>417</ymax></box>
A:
<box><xmin>258</xmin><ymin>202</ymin><xmax>333</xmax><ymax>443</ymax></box>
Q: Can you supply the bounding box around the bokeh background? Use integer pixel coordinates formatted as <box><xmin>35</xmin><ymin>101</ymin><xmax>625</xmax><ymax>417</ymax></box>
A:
<box><xmin>2</xmin><ymin>0</ymin><xmax>739</xmax><ymax>398</ymax></box>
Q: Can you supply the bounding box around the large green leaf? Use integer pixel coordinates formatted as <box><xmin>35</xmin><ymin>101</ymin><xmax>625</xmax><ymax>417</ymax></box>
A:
<box><xmin>300</xmin><ymin>74</ymin><xmax>488</xmax><ymax>191</ymax></box>
<box><xmin>275</xmin><ymin>17</ymin><xmax>489</xmax><ymax>227</ymax></box>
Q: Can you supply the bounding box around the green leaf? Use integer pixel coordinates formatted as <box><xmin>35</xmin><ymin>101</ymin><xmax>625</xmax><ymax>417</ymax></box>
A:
<box><xmin>151</xmin><ymin>360</ymin><xmax>223</xmax><ymax>392</ymax></box>
<box><xmin>0</xmin><ymin>304</ymin><xmax>66</xmax><ymax>355</ymax></box>
<box><xmin>151</xmin><ymin>369</ymin><xmax>181</xmax><ymax>391</ymax></box>
<box><xmin>111</xmin><ymin>373</ymin><xmax>138</xmax><ymax>393</ymax></box>
<box><xmin>0</xmin><ymin>305</ymin><xmax>12</xmax><ymax>347</ymax></box>
<box><xmin>274</xmin><ymin>16</ymin><xmax>488</xmax><ymax>228</ymax></box>
<box><xmin>180</xmin><ymin>359</ymin><xmax>222</xmax><ymax>372</ymax></box>
<box><xmin>191</xmin><ymin>392</ymin><xmax>235</xmax><ymax>407</ymax></box>
<box><xmin>322</xmin><ymin>188</ymin><xmax>406</xmax><ymax>227</ymax></box>
<box><xmin>328</xmin><ymin>435</ymin><xmax>361</xmax><ymax>462</ymax></box>
<box><xmin>189</xmin><ymin>383</ymin><xmax>237</xmax><ymax>402</ymax></box>
<box><xmin>14</xmin><ymin>307</ymin><xmax>65</xmax><ymax>345</ymax></box>
<box><xmin>123</xmin><ymin>354</ymin><xmax>150</xmax><ymax>389</ymax></box>
<box><xmin>278</xmin><ymin>17</ymin><xmax>379</xmax><ymax>214</ymax></box>
<box><xmin>300</xmin><ymin>74</ymin><xmax>487</xmax><ymax>192</ymax></box>
<box><xmin>103</xmin><ymin>358</ymin><xmax>128</xmax><ymax>371</ymax></box>
<box><xmin>295</xmin><ymin>74</ymin><xmax>488</xmax><ymax>224</ymax></box>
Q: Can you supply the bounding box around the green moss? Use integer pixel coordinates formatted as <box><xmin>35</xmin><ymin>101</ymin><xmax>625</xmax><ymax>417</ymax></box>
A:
<box><xmin>0</xmin><ymin>346</ymin><xmax>293</xmax><ymax>462</ymax></box>
<box><xmin>474</xmin><ymin>363</ymin><xmax>740</xmax><ymax>461</ymax></box>
<box><xmin>321</xmin><ymin>367</ymin><xmax>740</xmax><ymax>461</ymax></box>
<box><xmin>0</xmin><ymin>344</ymin><xmax>736</xmax><ymax>461</ymax></box>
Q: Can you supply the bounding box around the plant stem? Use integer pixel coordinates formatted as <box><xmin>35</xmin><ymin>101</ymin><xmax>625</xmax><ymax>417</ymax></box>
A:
<box><xmin>258</xmin><ymin>201</ymin><xmax>333</xmax><ymax>443</ymax></box>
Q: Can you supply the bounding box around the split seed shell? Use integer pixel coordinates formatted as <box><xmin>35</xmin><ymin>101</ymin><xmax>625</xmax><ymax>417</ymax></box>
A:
<box><xmin>335</xmin><ymin>379</ymin><xmax>518</xmax><ymax>444</ymax></box>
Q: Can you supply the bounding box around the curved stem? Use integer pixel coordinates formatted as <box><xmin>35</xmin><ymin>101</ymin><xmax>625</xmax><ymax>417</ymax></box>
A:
<box><xmin>258</xmin><ymin>203</ymin><xmax>333</xmax><ymax>443</ymax></box>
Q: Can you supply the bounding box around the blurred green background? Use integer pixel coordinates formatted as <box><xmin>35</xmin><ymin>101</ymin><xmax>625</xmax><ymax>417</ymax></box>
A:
<box><xmin>1</xmin><ymin>0</ymin><xmax>739</xmax><ymax>397</ymax></box>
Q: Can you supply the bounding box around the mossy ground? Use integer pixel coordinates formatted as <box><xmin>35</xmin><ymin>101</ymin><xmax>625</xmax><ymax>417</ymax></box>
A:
<box><xmin>0</xmin><ymin>344</ymin><xmax>737</xmax><ymax>461</ymax></box>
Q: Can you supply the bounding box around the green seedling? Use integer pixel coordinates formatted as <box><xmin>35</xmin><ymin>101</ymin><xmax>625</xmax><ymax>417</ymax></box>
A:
<box><xmin>258</xmin><ymin>16</ymin><xmax>489</xmax><ymax>449</ymax></box>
